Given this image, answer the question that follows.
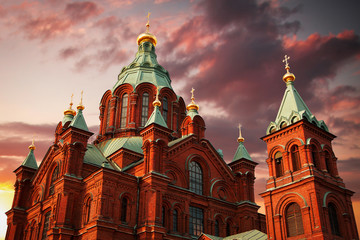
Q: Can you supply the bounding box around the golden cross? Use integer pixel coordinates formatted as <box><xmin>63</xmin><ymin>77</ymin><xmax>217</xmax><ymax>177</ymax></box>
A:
<box><xmin>283</xmin><ymin>55</ymin><xmax>290</xmax><ymax>69</ymax></box>
<box><xmin>191</xmin><ymin>88</ymin><xmax>195</xmax><ymax>100</ymax></box>
<box><xmin>155</xmin><ymin>86</ymin><xmax>159</xmax><ymax>100</ymax></box>
<box><xmin>146</xmin><ymin>12</ymin><xmax>151</xmax><ymax>32</ymax></box>
<box><xmin>70</xmin><ymin>93</ymin><xmax>74</xmax><ymax>109</ymax></box>
<box><xmin>80</xmin><ymin>90</ymin><xmax>83</xmax><ymax>105</ymax></box>
<box><xmin>238</xmin><ymin>124</ymin><xmax>242</xmax><ymax>138</ymax></box>
<box><xmin>32</xmin><ymin>135</ymin><xmax>35</xmax><ymax>146</ymax></box>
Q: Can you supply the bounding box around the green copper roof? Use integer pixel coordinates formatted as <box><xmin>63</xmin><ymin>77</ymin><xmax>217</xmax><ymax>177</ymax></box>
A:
<box><xmin>69</xmin><ymin>109</ymin><xmax>89</xmax><ymax>131</ymax></box>
<box><xmin>145</xmin><ymin>105</ymin><xmax>168</xmax><ymax>128</ymax></box>
<box><xmin>113</xmin><ymin>41</ymin><xmax>172</xmax><ymax>92</ymax></box>
<box><xmin>21</xmin><ymin>149</ymin><xmax>38</xmax><ymax>169</ymax></box>
<box><xmin>232</xmin><ymin>141</ymin><xmax>252</xmax><ymax>162</ymax></box>
<box><xmin>266</xmin><ymin>81</ymin><xmax>328</xmax><ymax>134</ymax></box>
<box><xmin>96</xmin><ymin>137</ymin><xmax>143</xmax><ymax>157</ymax></box>
<box><xmin>199</xmin><ymin>230</ymin><xmax>267</xmax><ymax>240</ymax></box>
<box><xmin>83</xmin><ymin>144</ymin><xmax>113</xmax><ymax>168</ymax></box>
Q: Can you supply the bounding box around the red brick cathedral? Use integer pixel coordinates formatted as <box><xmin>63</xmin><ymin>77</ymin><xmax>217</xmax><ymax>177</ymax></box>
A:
<box><xmin>6</xmin><ymin>23</ymin><xmax>358</xmax><ymax>240</ymax></box>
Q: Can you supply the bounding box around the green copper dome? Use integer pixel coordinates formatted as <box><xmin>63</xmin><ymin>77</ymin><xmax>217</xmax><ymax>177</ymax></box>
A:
<box><xmin>113</xmin><ymin>41</ymin><xmax>172</xmax><ymax>92</ymax></box>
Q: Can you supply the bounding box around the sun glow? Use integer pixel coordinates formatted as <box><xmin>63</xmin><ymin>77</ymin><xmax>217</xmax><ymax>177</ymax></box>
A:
<box><xmin>0</xmin><ymin>182</ymin><xmax>14</xmax><ymax>240</ymax></box>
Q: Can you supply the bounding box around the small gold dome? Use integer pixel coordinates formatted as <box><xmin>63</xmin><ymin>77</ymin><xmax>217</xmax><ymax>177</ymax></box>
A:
<box><xmin>137</xmin><ymin>32</ymin><xmax>157</xmax><ymax>46</ymax></box>
<box><xmin>187</xmin><ymin>88</ymin><xmax>199</xmax><ymax>111</ymax></box>
<box><xmin>64</xmin><ymin>107</ymin><xmax>76</xmax><ymax>116</ymax></box>
<box><xmin>237</xmin><ymin>137</ymin><xmax>244</xmax><ymax>143</ymax></box>
<box><xmin>283</xmin><ymin>71</ymin><xmax>295</xmax><ymax>83</ymax></box>
<box><xmin>29</xmin><ymin>138</ymin><xmax>35</xmax><ymax>150</ymax></box>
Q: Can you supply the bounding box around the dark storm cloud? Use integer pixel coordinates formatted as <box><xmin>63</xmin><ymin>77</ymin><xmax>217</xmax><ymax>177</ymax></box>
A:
<box><xmin>338</xmin><ymin>158</ymin><xmax>360</xmax><ymax>200</ymax></box>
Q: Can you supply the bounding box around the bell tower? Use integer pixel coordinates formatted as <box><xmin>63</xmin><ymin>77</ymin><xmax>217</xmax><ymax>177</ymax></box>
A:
<box><xmin>260</xmin><ymin>56</ymin><xmax>358</xmax><ymax>239</ymax></box>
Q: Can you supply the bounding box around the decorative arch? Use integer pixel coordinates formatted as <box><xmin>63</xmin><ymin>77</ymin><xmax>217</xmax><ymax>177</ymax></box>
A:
<box><xmin>285</xmin><ymin>138</ymin><xmax>304</xmax><ymax>151</ymax></box>
<box><xmin>165</xmin><ymin>164</ymin><xmax>187</xmax><ymax>188</ymax></box>
<box><xmin>268</xmin><ymin>145</ymin><xmax>286</xmax><ymax>159</ymax></box>
<box><xmin>47</xmin><ymin>161</ymin><xmax>61</xmax><ymax>197</ymax></box>
<box><xmin>210</xmin><ymin>179</ymin><xmax>236</xmax><ymax>202</ymax></box>
<box><xmin>83</xmin><ymin>193</ymin><xmax>93</xmax><ymax>225</ymax></box>
<box><xmin>275</xmin><ymin>192</ymin><xmax>308</xmax><ymax>215</ymax></box>
<box><xmin>119</xmin><ymin>192</ymin><xmax>133</xmax><ymax>223</ymax></box>
<box><xmin>285</xmin><ymin>202</ymin><xmax>304</xmax><ymax>237</ymax></box>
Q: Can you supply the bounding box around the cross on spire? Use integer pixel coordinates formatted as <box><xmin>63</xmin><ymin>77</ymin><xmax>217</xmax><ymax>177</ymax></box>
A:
<box><xmin>146</xmin><ymin>12</ymin><xmax>151</xmax><ymax>33</ymax></box>
<box><xmin>191</xmin><ymin>88</ymin><xmax>195</xmax><ymax>101</ymax></box>
<box><xmin>237</xmin><ymin>123</ymin><xmax>244</xmax><ymax>142</ymax></box>
<box><xmin>283</xmin><ymin>55</ymin><xmax>290</xmax><ymax>70</ymax></box>
<box><xmin>70</xmin><ymin>93</ymin><xmax>74</xmax><ymax>109</ymax></box>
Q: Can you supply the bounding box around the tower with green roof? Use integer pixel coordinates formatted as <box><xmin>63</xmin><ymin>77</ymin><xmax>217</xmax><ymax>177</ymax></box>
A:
<box><xmin>261</xmin><ymin>56</ymin><xmax>358</xmax><ymax>240</ymax></box>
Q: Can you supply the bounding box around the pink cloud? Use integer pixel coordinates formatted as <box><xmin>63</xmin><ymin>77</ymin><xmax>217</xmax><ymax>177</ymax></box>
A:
<box><xmin>65</xmin><ymin>1</ymin><xmax>103</xmax><ymax>22</ymax></box>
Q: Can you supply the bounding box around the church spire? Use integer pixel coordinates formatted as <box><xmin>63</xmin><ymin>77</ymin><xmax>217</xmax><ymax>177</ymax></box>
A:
<box><xmin>70</xmin><ymin>91</ymin><xmax>89</xmax><ymax>131</ymax></box>
<box><xmin>63</xmin><ymin>94</ymin><xmax>76</xmax><ymax>125</ymax></box>
<box><xmin>232</xmin><ymin>124</ymin><xmax>252</xmax><ymax>162</ymax></box>
<box><xmin>21</xmin><ymin>138</ymin><xmax>38</xmax><ymax>169</ymax></box>
<box><xmin>144</xmin><ymin>87</ymin><xmax>167</xmax><ymax>128</ymax></box>
<box><xmin>266</xmin><ymin>55</ymin><xmax>328</xmax><ymax>134</ymax></box>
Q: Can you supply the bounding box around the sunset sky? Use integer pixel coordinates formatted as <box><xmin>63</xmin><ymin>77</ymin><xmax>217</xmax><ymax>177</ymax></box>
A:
<box><xmin>0</xmin><ymin>0</ymin><xmax>360</xmax><ymax>238</ymax></box>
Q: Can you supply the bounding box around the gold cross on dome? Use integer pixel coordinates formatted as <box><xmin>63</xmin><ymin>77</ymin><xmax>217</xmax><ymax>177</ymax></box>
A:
<box><xmin>283</xmin><ymin>55</ymin><xmax>290</xmax><ymax>69</ymax></box>
<box><xmin>146</xmin><ymin>12</ymin><xmax>151</xmax><ymax>32</ymax></box>
<box><xmin>238</xmin><ymin>123</ymin><xmax>242</xmax><ymax>138</ymax></box>
<box><xmin>70</xmin><ymin>93</ymin><xmax>74</xmax><ymax>109</ymax></box>
<box><xmin>191</xmin><ymin>88</ymin><xmax>195</xmax><ymax>99</ymax></box>
<box><xmin>80</xmin><ymin>90</ymin><xmax>83</xmax><ymax>105</ymax></box>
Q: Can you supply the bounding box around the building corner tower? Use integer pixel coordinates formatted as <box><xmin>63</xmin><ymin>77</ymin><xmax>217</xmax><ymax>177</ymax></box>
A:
<box><xmin>260</xmin><ymin>56</ymin><xmax>359</xmax><ymax>239</ymax></box>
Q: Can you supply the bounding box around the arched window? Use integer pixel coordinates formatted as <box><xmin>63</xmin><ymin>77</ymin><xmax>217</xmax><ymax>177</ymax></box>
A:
<box><xmin>121</xmin><ymin>197</ymin><xmax>128</xmax><ymax>222</ymax></box>
<box><xmin>291</xmin><ymin>145</ymin><xmax>301</xmax><ymax>172</ymax></box>
<box><xmin>84</xmin><ymin>197</ymin><xmax>92</xmax><ymax>224</ymax></box>
<box><xmin>189</xmin><ymin>161</ymin><xmax>203</xmax><ymax>195</ymax></box>
<box><xmin>274</xmin><ymin>152</ymin><xmax>284</xmax><ymax>178</ymax></box>
<box><xmin>173</xmin><ymin>209</ymin><xmax>178</xmax><ymax>232</ymax></box>
<box><xmin>325</xmin><ymin>151</ymin><xmax>332</xmax><ymax>175</ymax></box>
<box><xmin>280</xmin><ymin>121</ymin><xmax>287</xmax><ymax>128</ymax></box>
<box><xmin>215</xmin><ymin>219</ymin><xmax>220</xmax><ymax>236</ymax></box>
<box><xmin>226</xmin><ymin>222</ymin><xmax>231</xmax><ymax>236</ymax></box>
<box><xmin>162</xmin><ymin>97</ymin><xmax>168</xmax><ymax>124</ymax></box>
<box><xmin>311</xmin><ymin>145</ymin><xmax>319</xmax><ymax>168</ymax></box>
<box><xmin>120</xmin><ymin>94</ymin><xmax>128</xmax><ymax>128</ymax></box>
<box><xmin>162</xmin><ymin>206</ymin><xmax>166</xmax><ymax>227</ymax></box>
<box><xmin>106</xmin><ymin>100</ymin><xmax>111</xmax><ymax>128</ymax></box>
<box><xmin>328</xmin><ymin>203</ymin><xmax>341</xmax><ymax>236</ymax></box>
<box><xmin>41</xmin><ymin>211</ymin><xmax>51</xmax><ymax>240</ymax></box>
<box><xmin>286</xmin><ymin>203</ymin><xmax>304</xmax><ymax>237</ymax></box>
<box><xmin>189</xmin><ymin>206</ymin><xmax>203</xmax><ymax>236</ymax></box>
<box><xmin>141</xmin><ymin>93</ymin><xmax>149</xmax><ymax>126</ymax></box>
<box><xmin>49</xmin><ymin>166</ymin><xmax>59</xmax><ymax>196</ymax></box>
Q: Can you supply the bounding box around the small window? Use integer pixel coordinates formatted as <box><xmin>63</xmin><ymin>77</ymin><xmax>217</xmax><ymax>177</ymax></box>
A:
<box><xmin>286</xmin><ymin>203</ymin><xmax>304</xmax><ymax>237</ymax></box>
<box><xmin>49</xmin><ymin>166</ymin><xmax>59</xmax><ymax>196</ymax></box>
<box><xmin>121</xmin><ymin>197</ymin><xmax>128</xmax><ymax>222</ymax></box>
<box><xmin>311</xmin><ymin>145</ymin><xmax>319</xmax><ymax>168</ymax></box>
<box><xmin>173</xmin><ymin>209</ymin><xmax>178</xmax><ymax>232</ymax></box>
<box><xmin>106</xmin><ymin>100</ymin><xmax>111</xmax><ymax>127</ymax></box>
<box><xmin>269</xmin><ymin>126</ymin><xmax>276</xmax><ymax>133</ymax></box>
<box><xmin>41</xmin><ymin>211</ymin><xmax>51</xmax><ymax>240</ymax></box>
<box><xmin>189</xmin><ymin>161</ymin><xmax>203</xmax><ymax>195</ymax></box>
<box><xmin>328</xmin><ymin>203</ymin><xmax>341</xmax><ymax>236</ymax></box>
<box><xmin>189</xmin><ymin>206</ymin><xmax>203</xmax><ymax>236</ymax></box>
<box><xmin>325</xmin><ymin>151</ymin><xmax>332</xmax><ymax>175</ymax></box>
<box><xmin>280</xmin><ymin>121</ymin><xmax>287</xmax><ymax>128</ymax></box>
<box><xmin>84</xmin><ymin>197</ymin><xmax>92</xmax><ymax>224</ymax></box>
<box><xmin>162</xmin><ymin>206</ymin><xmax>166</xmax><ymax>227</ymax></box>
<box><xmin>120</xmin><ymin>94</ymin><xmax>128</xmax><ymax>128</ymax></box>
<box><xmin>162</xmin><ymin>97</ymin><xmax>168</xmax><ymax>124</ymax></box>
<box><xmin>274</xmin><ymin>152</ymin><xmax>284</xmax><ymax>177</ymax></box>
<box><xmin>226</xmin><ymin>222</ymin><xmax>231</xmax><ymax>236</ymax></box>
<box><xmin>291</xmin><ymin>145</ymin><xmax>301</xmax><ymax>172</ymax></box>
<box><xmin>215</xmin><ymin>219</ymin><xmax>220</xmax><ymax>236</ymax></box>
<box><xmin>141</xmin><ymin>93</ymin><xmax>149</xmax><ymax>126</ymax></box>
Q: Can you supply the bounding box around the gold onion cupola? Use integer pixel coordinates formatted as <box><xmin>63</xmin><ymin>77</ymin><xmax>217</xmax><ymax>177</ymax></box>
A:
<box><xmin>282</xmin><ymin>55</ymin><xmax>295</xmax><ymax>83</ymax></box>
<box><xmin>63</xmin><ymin>94</ymin><xmax>76</xmax><ymax>125</ymax></box>
<box><xmin>137</xmin><ymin>12</ymin><xmax>157</xmax><ymax>47</ymax></box>
<box><xmin>21</xmin><ymin>138</ymin><xmax>38</xmax><ymax>169</ymax></box>
<box><xmin>186</xmin><ymin>88</ymin><xmax>200</xmax><ymax>119</ymax></box>
<box><xmin>232</xmin><ymin>124</ymin><xmax>252</xmax><ymax>162</ymax></box>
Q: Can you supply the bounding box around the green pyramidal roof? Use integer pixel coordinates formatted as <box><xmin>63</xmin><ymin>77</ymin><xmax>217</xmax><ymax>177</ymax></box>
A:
<box><xmin>187</xmin><ymin>108</ymin><xmax>199</xmax><ymax>119</ymax></box>
<box><xmin>70</xmin><ymin>109</ymin><xmax>89</xmax><ymax>131</ymax></box>
<box><xmin>21</xmin><ymin>149</ymin><xmax>38</xmax><ymax>169</ymax></box>
<box><xmin>266</xmin><ymin>81</ymin><xmax>328</xmax><ymax>134</ymax></box>
<box><xmin>232</xmin><ymin>141</ymin><xmax>252</xmax><ymax>162</ymax></box>
<box><xmin>145</xmin><ymin>105</ymin><xmax>168</xmax><ymax>128</ymax></box>
<box><xmin>113</xmin><ymin>41</ymin><xmax>172</xmax><ymax>92</ymax></box>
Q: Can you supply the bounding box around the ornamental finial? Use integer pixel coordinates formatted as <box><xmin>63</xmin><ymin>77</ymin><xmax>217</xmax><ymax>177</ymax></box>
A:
<box><xmin>64</xmin><ymin>94</ymin><xmax>77</xmax><ymax>116</ymax></box>
<box><xmin>77</xmin><ymin>90</ymin><xmax>85</xmax><ymax>110</ymax></box>
<box><xmin>237</xmin><ymin>124</ymin><xmax>244</xmax><ymax>143</ymax></box>
<box><xmin>29</xmin><ymin>136</ymin><xmax>36</xmax><ymax>150</ymax></box>
<box><xmin>282</xmin><ymin>55</ymin><xmax>295</xmax><ymax>83</ymax></box>
<box><xmin>153</xmin><ymin>86</ymin><xmax>161</xmax><ymax>107</ymax></box>
<box><xmin>146</xmin><ymin>12</ymin><xmax>151</xmax><ymax>33</ymax></box>
<box><xmin>186</xmin><ymin>87</ymin><xmax>199</xmax><ymax>111</ymax></box>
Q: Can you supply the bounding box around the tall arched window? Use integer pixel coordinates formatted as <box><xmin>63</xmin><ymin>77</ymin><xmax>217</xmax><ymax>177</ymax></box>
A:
<box><xmin>162</xmin><ymin>206</ymin><xmax>166</xmax><ymax>227</ymax></box>
<box><xmin>173</xmin><ymin>209</ymin><xmax>178</xmax><ymax>232</ymax></box>
<box><xmin>274</xmin><ymin>152</ymin><xmax>284</xmax><ymax>178</ymax></box>
<box><xmin>325</xmin><ymin>151</ymin><xmax>332</xmax><ymax>175</ymax></box>
<box><xmin>106</xmin><ymin>100</ymin><xmax>111</xmax><ymax>128</ymax></box>
<box><xmin>49</xmin><ymin>166</ymin><xmax>59</xmax><ymax>196</ymax></box>
<box><xmin>189</xmin><ymin>206</ymin><xmax>203</xmax><ymax>236</ymax></box>
<box><xmin>121</xmin><ymin>197</ymin><xmax>128</xmax><ymax>222</ymax></box>
<box><xmin>291</xmin><ymin>145</ymin><xmax>301</xmax><ymax>172</ymax></box>
<box><xmin>226</xmin><ymin>222</ymin><xmax>231</xmax><ymax>236</ymax></box>
<box><xmin>162</xmin><ymin>97</ymin><xmax>168</xmax><ymax>124</ymax></box>
<box><xmin>120</xmin><ymin>94</ymin><xmax>128</xmax><ymax>128</ymax></box>
<box><xmin>328</xmin><ymin>203</ymin><xmax>341</xmax><ymax>236</ymax></box>
<box><xmin>286</xmin><ymin>203</ymin><xmax>304</xmax><ymax>237</ymax></box>
<box><xmin>215</xmin><ymin>219</ymin><xmax>220</xmax><ymax>236</ymax></box>
<box><xmin>311</xmin><ymin>145</ymin><xmax>319</xmax><ymax>168</ymax></box>
<box><xmin>141</xmin><ymin>93</ymin><xmax>149</xmax><ymax>126</ymax></box>
<box><xmin>41</xmin><ymin>211</ymin><xmax>51</xmax><ymax>240</ymax></box>
<box><xmin>84</xmin><ymin>197</ymin><xmax>92</xmax><ymax>224</ymax></box>
<box><xmin>189</xmin><ymin>161</ymin><xmax>203</xmax><ymax>195</ymax></box>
